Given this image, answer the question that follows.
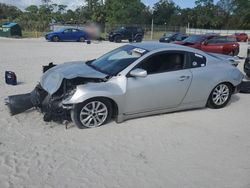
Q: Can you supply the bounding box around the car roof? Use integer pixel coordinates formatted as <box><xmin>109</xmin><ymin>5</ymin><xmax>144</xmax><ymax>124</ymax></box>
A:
<box><xmin>130</xmin><ymin>42</ymin><xmax>199</xmax><ymax>52</ymax></box>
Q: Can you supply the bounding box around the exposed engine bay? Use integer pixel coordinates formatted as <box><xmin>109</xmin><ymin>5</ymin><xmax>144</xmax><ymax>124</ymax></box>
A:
<box><xmin>6</xmin><ymin>62</ymin><xmax>109</xmax><ymax>123</ymax></box>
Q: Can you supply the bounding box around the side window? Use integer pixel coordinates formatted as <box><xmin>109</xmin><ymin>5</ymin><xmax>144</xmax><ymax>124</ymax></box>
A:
<box><xmin>176</xmin><ymin>35</ymin><xmax>183</xmax><ymax>41</ymax></box>
<box><xmin>189</xmin><ymin>53</ymin><xmax>206</xmax><ymax>68</ymax></box>
<box><xmin>207</xmin><ymin>38</ymin><xmax>217</xmax><ymax>44</ymax></box>
<box><xmin>72</xmin><ymin>29</ymin><xmax>79</xmax><ymax>32</ymax></box>
<box><xmin>64</xmin><ymin>29</ymin><xmax>72</xmax><ymax>33</ymax></box>
<box><xmin>138</xmin><ymin>52</ymin><xmax>185</xmax><ymax>74</ymax></box>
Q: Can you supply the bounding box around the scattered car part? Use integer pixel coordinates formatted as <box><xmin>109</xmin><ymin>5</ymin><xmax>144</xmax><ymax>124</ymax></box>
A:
<box><xmin>43</xmin><ymin>62</ymin><xmax>57</xmax><ymax>73</ymax></box>
<box><xmin>5</xmin><ymin>71</ymin><xmax>17</xmax><ymax>85</ymax></box>
<box><xmin>5</xmin><ymin>43</ymin><xmax>243</xmax><ymax>129</ymax></box>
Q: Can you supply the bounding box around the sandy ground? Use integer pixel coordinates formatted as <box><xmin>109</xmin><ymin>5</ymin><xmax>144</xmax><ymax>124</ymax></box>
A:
<box><xmin>0</xmin><ymin>38</ymin><xmax>250</xmax><ymax>188</ymax></box>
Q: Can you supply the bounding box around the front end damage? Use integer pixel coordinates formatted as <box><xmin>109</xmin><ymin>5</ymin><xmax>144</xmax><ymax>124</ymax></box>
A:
<box><xmin>5</xmin><ymin>61</ymin><xmax>109</xmax><ymax>122</ymax></box>
<box><xmin>6</xmin><ymin>77</ymin><xmax>107</xmax><ymax>122</ymax></box>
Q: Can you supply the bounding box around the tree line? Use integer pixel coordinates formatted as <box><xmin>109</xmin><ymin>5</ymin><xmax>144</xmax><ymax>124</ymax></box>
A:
<box><xmin>0</xmin><ymin>0</ymin><xmax>249</xmax><ymax>32</ymax></box>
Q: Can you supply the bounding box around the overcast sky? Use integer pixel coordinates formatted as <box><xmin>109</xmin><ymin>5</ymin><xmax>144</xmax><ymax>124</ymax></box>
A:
<box><xmin>0</xmin><ymin>0</ymin><xmax>219</xmax><ymax>10</ymax></box>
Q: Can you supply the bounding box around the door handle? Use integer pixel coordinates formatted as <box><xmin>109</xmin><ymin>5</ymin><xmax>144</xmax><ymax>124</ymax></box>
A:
<box><xmin>178</xmin><ymin>76</ymin><xmax>190</xmax><ymax>81</ymax></box>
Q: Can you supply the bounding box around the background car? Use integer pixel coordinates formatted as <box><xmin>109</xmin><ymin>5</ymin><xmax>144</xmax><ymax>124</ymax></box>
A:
<box><xmin>244</xmin><ymin>57</ymin><xmax>250</xmax><ymax>77</ymax></box>
<box><xmin>108</xmin><ymin>26</ymin><xmax>144</xmax><ymax>43</ymax></box>
<box><xmin>175</xmin><ymin>35</ymin><xmax>239</xmax><ymax>56</ymax></box>
<box><xmin>231</xmin><ymin>33</ymin><xmax>248</xmax><ymax>42</ymax></box>
<box><xmin>6</xmin><ymin>43</ymin><xmax>243</xmax><ymax>129</ymax></box>
<box><xmin>45</xmin><ymin>28</ymin><xmax>89</xmax><ymax>42</ymax></box>
<box><xmin>159</xmin><ymin>32</ymin><xmax>188</xmax><ymax>43</ymax></box>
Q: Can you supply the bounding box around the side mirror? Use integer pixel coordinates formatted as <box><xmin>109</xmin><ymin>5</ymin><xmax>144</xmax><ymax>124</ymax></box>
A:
<box><xmin>202</xmin><ymin>41</ymin><xmax>208</xmax><ymax>45</ymax></box>
<box><xmin>130</xmin><ymin>68</ymin><xmax>147</xmax><ymax>78</ymax></box>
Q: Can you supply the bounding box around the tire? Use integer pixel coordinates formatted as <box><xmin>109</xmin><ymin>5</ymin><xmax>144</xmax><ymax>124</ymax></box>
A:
<box><xmin>135</xmin><ymin>36</ymin><xmax>142</xmax><ymax>42</ymax></box>
<box><xmin>207</xmin><ymin>83</ymin><xmax>233</xmax><ymax>109</ymax></box>
<box><xmin>114</xmin><ymin>35</ymin><xmax>121</xmax><ymax>43</ymax></box>
<box><xmin>79</xmin><ymin>36</ymin><xmax>86</xmax><ymax>42</ymax></box>
<box><xmin>71</xmin><ymin>98</ymin><xmax>112</xmax><ymax>129</ymax></box>
<box><xmin>128</xmin><ymin>39</ymin><xmax>133</xmax><ymax>43</ymax></box>
<box><xmin>244</xmin><ymin>58</ymin><xmax>250</xmax><ymax>76</ymax></box>
<box><xmin>228</xmin><ymin>50</ymin><xmax>235</xmax><ymax>56</ymax></box>
<box><xmin>52</xmin><ymin>36</ymin><xmax>60</xmax><ymax>42</ymax></box>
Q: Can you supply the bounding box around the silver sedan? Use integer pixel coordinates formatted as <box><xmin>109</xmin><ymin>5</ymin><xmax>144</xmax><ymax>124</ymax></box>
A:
<box><xmin>6</xmin><ymin>42</ymin><xmax>244</xmax><ymax>129</ymax></box>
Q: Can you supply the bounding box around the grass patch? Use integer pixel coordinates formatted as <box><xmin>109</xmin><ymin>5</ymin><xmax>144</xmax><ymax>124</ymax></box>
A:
<box><xmin>144</xmin><ymin>31</ymin><xmax>165</xmax><ymax>41</ymax></box>
<box><xmin>22</xmin><ymin>31</ymin><xmax>46</xmax><ymax>38</ymax></box>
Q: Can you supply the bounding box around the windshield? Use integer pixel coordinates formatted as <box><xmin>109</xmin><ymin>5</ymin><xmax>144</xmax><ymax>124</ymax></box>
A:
<box><xmin>114</xmin><ymin>27</ymin><xmax>125</xmax><ymax>32</ymax></box>
<box><xmin>164</xmin><ymin>33</ymin><xmax>174</xmax><ymax>38</ymax></box>
<box><xmin>183</xmin><ymin>35</ymin><xmax>205</xmax><ymax>43</ymax></box>
<box><xmin>88</xmin><ymin>45</ymin><xmax>148</xmax><ymax>76</ymax></box>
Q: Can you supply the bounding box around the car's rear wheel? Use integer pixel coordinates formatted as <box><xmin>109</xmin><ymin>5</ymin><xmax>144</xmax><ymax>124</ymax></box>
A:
<box><xmin>135</xmin><ymin>36</ymin><xmax>142</xmax><ymax>42</ymax></box>
<box><xmin>244</xmin><ymin>58</ymin><xmax>250</xmax><ymax>77</ymax></box>
<box><xmin>114</xmin><ymin>35</ymin><xmax>121</xmax><ymax>43</ymax></box>
<box><xmin>79</xmin><ymin>36</ymin><xmax>86</xmax><ymax>42</ymax></box>
<box><xmin>71</xmin><ymin>98</ymin><xmax>112</xmax><ymax>129</ymax></box>
<box><xmin>52</xmin><ymin>36</ymin><xmax>60</xmax><ymax>42</ymax></box>
<box><xmin>207</xmin><ymin>83</ymin><xmax>232</xmax><ymax>109</ymax></box>
<box><xmin>228</xmin><ymin>50</ymin><xmax>236</xmax><ymax>56</ymax></box>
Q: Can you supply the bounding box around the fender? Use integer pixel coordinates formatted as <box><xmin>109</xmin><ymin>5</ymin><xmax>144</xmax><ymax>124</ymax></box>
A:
<box><xmin>62</xmin><ymin>76</ymin><xmax>128</xmax><ymax>114</ymax></box>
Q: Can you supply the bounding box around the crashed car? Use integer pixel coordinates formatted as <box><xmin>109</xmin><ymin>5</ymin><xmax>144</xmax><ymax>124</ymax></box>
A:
<box><xmin>6</xmin><ymin>43</ymin><xmax>243</xmax><ymax>129</ymax></box>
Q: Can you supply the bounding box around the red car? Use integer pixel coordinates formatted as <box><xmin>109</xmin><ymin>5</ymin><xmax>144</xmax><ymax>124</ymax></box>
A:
<box><xmin>232</xmin><ymin>33</ymin><xmax>248</xmax><ymax>42</ymax></box>
<box><xmin>175</xmin><ymin>35</ymin><xmax>239</xmax><ymax>56</ymax></box>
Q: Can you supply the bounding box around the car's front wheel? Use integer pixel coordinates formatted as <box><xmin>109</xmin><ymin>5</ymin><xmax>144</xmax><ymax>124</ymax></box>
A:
<box><xmin>71</xmin><ymin>98</ymin><xmax>112</xmax><ymax>129</ymax></box>
<box><xmin>52</xmin><ymin>36</ymin><xmax>60</xmax><ymax>42</ymax></box>
<box><xmin>207</xmin><ymin>83</ymin><xmax>232</xmax><ymax>109</ymax></box>
<box><xmin>135</xmin><ymin>36</ymin><xmax>142</xmax><ymax>42</ymax></box>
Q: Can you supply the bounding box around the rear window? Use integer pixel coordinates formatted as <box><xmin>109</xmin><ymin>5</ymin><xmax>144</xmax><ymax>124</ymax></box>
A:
<box><xmin>189</xmin><ymin>53</ymin><xmax>206</xmax><ymax>68</ymax></box>
<box><xmin>207</xmin><ymin>36</ymin><xmax>236</xmax><ymax>44</ymax></box>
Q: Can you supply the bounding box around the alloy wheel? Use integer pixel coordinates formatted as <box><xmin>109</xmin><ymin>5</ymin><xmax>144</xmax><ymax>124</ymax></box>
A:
<box><xmin>79</xmin><ymin>101</ymin><xmax>108</xmax><ymax>128</ymax></box>
<box><xmin>212</xmin><ymin>84</ymin><xmax>230</xmax><ymax>106</ymax></box>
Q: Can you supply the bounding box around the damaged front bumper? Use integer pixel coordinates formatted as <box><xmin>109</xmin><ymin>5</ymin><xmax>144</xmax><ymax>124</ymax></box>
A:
<box><xmin>5</xmin><ymin>84</ymin><xmax>72</xmax><ymax>122</ymax></box>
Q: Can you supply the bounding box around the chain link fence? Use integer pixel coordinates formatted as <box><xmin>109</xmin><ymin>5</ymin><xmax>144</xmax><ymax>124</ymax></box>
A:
<box><xmin>104</xmin><ymin>23</ymin><xmax>185</xmax><ymax>40</ymax></box>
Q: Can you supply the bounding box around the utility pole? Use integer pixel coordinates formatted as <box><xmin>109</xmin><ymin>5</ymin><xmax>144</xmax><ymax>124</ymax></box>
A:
<box><xmin>151</xmin><ymin>18</ymin><xmax>154</xmax><ymax>40</ymax></box>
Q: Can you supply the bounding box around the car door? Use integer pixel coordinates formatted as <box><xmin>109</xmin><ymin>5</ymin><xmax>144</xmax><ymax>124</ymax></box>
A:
<box><xmin>62</xmin><ymin>29</ymin><xmax>73</xmax><ymax>41</ymax></box>
<box><xmin>71</xmin><ymin>29</ymin><xmax>81</xmax><ymax>41</ymax></box>
<box><xmin>124</xmin><ymin>51</ymin><xmax>192</xmax><ymax>114</ymax></box>
<box><xmin>201</xmin><ymin>37</ymin><xmax>223</xmax><ymax>53</ymax></box>
<box><xmin>125</xmin><ymin>27</ymin><xmax>133</xmax><ymax>39</ymax></box>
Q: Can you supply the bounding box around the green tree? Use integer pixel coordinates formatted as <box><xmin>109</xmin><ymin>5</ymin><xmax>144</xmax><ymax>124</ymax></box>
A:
<box><xmin>105</xmin><ymin>0</ymin><xmax>147</xmax><ymax>24</ymax></box>
<box><xmin>152</xmin><ymin>0</ymin><xmax>178</xmax><ymax>25</ymax></box>
<box><xmin>231</xmin><ymin>0</ymin><xmax>250</xmax><ymax>29</ymax></box>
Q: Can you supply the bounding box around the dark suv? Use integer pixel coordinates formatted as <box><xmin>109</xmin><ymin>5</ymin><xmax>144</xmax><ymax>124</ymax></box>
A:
<box><xmin>108</xmin><ymin>26</ymin><xmax>144</xmax><ymax>43</ymax></box>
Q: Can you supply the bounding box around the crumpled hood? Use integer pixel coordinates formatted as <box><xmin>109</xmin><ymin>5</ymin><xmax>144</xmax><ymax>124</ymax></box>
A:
<box><xmin>40</xmin><ymin>61</ymin><xmax>107</xmax><ymax>95</ymax></box>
